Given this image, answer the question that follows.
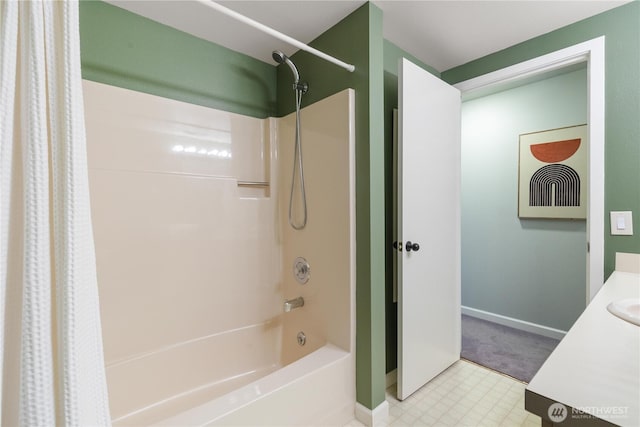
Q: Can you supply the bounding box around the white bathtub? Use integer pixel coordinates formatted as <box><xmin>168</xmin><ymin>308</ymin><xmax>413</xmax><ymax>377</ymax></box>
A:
<box><xmin>107</xmin><ymin>324</ymin><xmax>353</xmax><ymax>426</ymax></box>
<box><xmin>154</xmin><ymin>345</ymin><xmax>354</xmax><ymax>426</ymax></box>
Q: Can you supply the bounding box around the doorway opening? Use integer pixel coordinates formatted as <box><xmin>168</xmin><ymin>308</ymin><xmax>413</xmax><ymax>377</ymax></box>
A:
<box><xmin>455</xmin><ymin>37</ymin><xmax>605</xmax><ymax>301</ymax></box>
<box><xmin>453</xmin><ymin>37</ymin><xmax>605</xmax><ymax>380</ymax></box>
<box><xmin>394</xmin><ymin>37</ymin><xmax>605</xmax><ymax>400</ymax></box>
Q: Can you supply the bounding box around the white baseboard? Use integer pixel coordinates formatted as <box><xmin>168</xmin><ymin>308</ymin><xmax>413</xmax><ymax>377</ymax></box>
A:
<box><xmin>462</xmin><ymin>306</ymin><xmax>567</xmax><ymax>340</ymax></box>
<box><xmin>385</xmin><ymin>369</ymin><xmax>397</xmax><ymax>388</ymax></box>
<box><xmin>355</xmin><ymin>400</ymin><xmax>389</xmax><ymax>427</ymax></box>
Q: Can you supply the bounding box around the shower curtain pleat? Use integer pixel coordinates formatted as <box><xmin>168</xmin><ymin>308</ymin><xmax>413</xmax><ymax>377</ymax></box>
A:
<box><xmin>0</xmin><ymin>1</ymin><xmax>19</xmax><ymax>424</ymax></box>
<box><xmin>20</xmin><ymin>2</ymin><xmax>57</xmax><ymax>425</ymax></box>
<box><xmin>0</xmin><ymin>1</ymin><xmax>112</xmax><ymax>425</ymax></box>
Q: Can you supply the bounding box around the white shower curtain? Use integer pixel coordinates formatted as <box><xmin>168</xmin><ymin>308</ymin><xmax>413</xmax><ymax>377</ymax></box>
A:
<box><xmin>0</xmin><ymin>1</ymin><xmax>111</xmax><ymax>425</ymax></box>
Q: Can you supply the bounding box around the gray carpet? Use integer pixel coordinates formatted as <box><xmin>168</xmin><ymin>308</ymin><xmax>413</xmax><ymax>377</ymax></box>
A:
<box><xmin>461</xmin><ymin>314</ymin><xmax>560</xmax><ymax>383</ymax></box>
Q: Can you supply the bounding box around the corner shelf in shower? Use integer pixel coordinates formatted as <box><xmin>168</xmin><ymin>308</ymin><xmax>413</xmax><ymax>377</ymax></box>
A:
<box><xmin>237</xmin><ymin>181</ymin><xmax>270</xmax><ymax>188</ymax></box>
<box><xmin>236</xmin><ymin>180</ymin><xmax>270</xmax><ymax>198</ymax></box>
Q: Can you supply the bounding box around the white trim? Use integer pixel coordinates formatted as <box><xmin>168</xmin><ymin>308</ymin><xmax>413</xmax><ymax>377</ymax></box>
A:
<box><xmin>586</xmin><ymin>37</ymin><xmax>606</xmax><ymax>302</ymax></box>
<box><xmin>462</xmin><ymin>306</ymin><xmax>567</xmax><ymax>340</ymax></box>
<box><xmin>386</xmin><ymin>369</ymin><xmax>397</xmax><ymax>388</ymax></box>
<box><xmin>355</xmin><ymin>400</ymin><xmax>389</xmax><ymax>427</ymax></box>
<box><xmin>455</xmin><ymin>36</ymin><xmax>606</xmax><ymax>304</ymax></box>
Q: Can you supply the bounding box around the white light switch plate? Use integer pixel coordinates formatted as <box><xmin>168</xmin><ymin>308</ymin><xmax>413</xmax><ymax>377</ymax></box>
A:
<box><xmin>610</xmin><ymin>211</ymin><xmax>633</xmax><ymax>235</ymax></box>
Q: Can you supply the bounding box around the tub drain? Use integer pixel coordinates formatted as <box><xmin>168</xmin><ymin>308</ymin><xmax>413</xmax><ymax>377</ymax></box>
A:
<box><xmin>297</xmin><ymin>332</ymin><xmax>306</xmax><ymax>346</ymax></box>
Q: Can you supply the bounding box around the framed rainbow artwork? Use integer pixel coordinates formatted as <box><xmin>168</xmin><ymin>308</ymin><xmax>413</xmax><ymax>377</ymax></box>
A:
<box><xmin>518</xmin><ymin>125</ymin><xmax>588</xmax><ymax>219</ymax></box>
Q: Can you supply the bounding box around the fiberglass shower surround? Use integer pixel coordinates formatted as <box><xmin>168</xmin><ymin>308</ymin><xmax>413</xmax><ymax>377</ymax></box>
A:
<box><xmin>82</xmin><ymin>79</ymin><xmax>356</xmax><ymax>425</ymax></box>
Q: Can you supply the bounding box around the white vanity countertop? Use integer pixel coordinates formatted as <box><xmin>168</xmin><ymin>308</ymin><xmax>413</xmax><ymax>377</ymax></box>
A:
<box><xmin>526</xmin><ymin>271</ymin><xmax>640</xmax><ymax>426</ymax></box>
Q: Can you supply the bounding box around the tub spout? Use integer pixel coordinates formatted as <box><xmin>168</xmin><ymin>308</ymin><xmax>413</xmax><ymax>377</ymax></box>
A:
<box><xmin>284</xmin><ymin>297</ymin><xmax>304</xmax><ymax>312</ymax></box>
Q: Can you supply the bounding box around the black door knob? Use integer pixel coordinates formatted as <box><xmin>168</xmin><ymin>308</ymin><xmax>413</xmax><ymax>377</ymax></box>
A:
<box><xmin>392</xmin><ymin>241</ymin><xmax>403</xmax><ymax>251</ymax></box>
<box><xmin>405</xmin><ymin>241</ymin><xmax>420</xmax><ymax>252</ymax></box>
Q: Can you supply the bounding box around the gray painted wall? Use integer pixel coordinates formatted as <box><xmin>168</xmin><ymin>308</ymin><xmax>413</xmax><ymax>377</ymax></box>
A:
<box><xmin>461</xmin><ymin>68</ymin><xmax>587</xmax><ymax>331</ymax></box>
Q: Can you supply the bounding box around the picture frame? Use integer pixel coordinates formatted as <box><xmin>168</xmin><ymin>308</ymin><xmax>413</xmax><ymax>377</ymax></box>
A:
<box><xmin>518</xmin><ymin>124</ymin><xmax>588</xmax><ymax>219</ymax></box>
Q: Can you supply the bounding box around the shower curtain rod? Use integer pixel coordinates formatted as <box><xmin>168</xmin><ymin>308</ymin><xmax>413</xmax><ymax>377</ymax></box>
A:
<box><xmin>196</xmin><ymin>0</ymin><xmax>356</xmax><ymax>73</ymax></box>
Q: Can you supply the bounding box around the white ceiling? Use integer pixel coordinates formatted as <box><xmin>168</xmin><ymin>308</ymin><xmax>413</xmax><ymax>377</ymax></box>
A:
<box><xmin>106</xmin><ymin>0</ymin><xmax>630</xmax><ymax>72</ymax></box>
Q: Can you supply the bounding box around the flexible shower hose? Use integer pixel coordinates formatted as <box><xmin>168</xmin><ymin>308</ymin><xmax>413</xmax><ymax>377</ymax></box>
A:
<box><xmin>288</xmin><ymin>88</ymin><xmax>307</xmax><ymax>230</ymax></box>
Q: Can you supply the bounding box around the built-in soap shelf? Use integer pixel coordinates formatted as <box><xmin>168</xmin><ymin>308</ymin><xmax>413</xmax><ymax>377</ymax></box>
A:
<box><xmin>236</xmin><ymin>180</ymin><xmax>270</xmax><ymax>198</ymax></box>
<box><xmin>237</xmin><ymin>180</ymin><xmax>270</xmax><ymax>188</ymax></box>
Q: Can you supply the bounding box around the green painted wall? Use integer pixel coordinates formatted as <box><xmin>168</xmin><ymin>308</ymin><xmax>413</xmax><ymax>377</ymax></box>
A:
<box><xmin>443</xmin><ymin>1</ymin><xmax>640</xmax><ymax>278</ymax></box>
<box><xmin>276</xmin><ymin>3</ymin><xmax>387</xmax><ymax>410</ymax></box>
<box><xmin>79</xmin><ymin>1</ymin><xmax>276</xmax><ymax>118</ymax></box>
<box><xmin>382</xmin><ymin>41</ymin><xmax>439</xmax><ymax>373</ymax></box>
<box><xmin>462</xmin><ymin>69</ymin><xmax>588</xmax><ymax>331</ymax></box>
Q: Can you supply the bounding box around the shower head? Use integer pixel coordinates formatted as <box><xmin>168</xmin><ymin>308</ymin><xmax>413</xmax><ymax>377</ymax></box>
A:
<box><xmin>272</xmin><ymin>50</ymin><xmax>300</xmax><ymax>85</ymax></box>
<box><xmin>271</xmin><ymin>50</ymin><xmax>286</xmax><ymax>64</ymax></box>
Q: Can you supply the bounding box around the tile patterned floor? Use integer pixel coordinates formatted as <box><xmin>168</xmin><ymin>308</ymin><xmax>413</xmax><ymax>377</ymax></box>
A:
<box><xmin>345</xmin><ymin>360</ymin><xmax>542</xmax><ymax>427</ymax></box>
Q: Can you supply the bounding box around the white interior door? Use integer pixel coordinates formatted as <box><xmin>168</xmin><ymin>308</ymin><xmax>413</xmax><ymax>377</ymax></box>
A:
<box><xmin>397</xmin><ymin>58</ymin><xmax>461</xmax><ymax>400</ymax></box>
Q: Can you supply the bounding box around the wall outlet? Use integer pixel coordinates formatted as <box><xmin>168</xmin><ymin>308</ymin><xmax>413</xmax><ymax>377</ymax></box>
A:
<box><xmin>610</xmin><ymin>211</ymin><xmax>633</xmax><ymax>236</ymax></box>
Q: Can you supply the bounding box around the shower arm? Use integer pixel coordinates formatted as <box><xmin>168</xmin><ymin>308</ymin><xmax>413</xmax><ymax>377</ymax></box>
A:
<box><xmin>196</xmin><ymin>0</ymin><xmax>356</xmax><ymax>73</ymax></box>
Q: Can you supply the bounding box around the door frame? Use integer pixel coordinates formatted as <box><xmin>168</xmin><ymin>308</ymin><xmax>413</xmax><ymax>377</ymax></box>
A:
<box><xmin>454</xmin><ymin>37</ymin><xmax>605</xmax><ymax>304</ymax></box>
